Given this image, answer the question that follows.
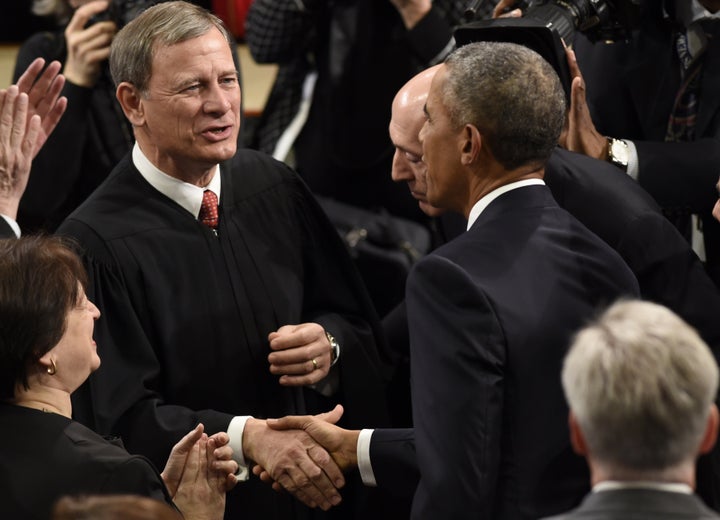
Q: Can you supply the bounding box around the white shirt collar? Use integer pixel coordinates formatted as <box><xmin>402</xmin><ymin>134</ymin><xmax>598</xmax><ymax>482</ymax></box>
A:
<box><xmin>674</xmin><ymin>0</ymin><xmax>720</xmax><ymax>57</ymax></box>
<box><xmin>466</xmin><ymin>178</ymin><xmax>545</xmax><ymax>231</ymax></box>
<box><xmin>0</xmin><ymin>215</ymin><xmax>21</xmax><ymax>237</ymax></box>
<box><xmin>675</xmin><ymin>0</ymin><xmax>720</xmax><ymax>27</ymax></box>
<box><xmin>593</xmin><ymin>480</ymin><xmax>693</xmax><ymax>495</ymax></box>
<box><xmin>132</xmin><ymin>142</ymin><xmax>222</xmax><ymax>218</ymax></box>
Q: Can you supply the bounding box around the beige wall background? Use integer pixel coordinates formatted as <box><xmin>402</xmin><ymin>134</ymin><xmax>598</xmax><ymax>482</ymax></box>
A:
<box><xmin>0</xmin><ymin>43</ymin><xmax>276</xmax><ymax>116</ymax></box>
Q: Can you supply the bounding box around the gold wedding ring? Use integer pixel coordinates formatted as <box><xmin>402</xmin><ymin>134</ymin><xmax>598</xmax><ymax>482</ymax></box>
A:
<box><xmin>311</xmin><ymin>358</ymin><xmax>318</xmax><ymax>370</ymax></box>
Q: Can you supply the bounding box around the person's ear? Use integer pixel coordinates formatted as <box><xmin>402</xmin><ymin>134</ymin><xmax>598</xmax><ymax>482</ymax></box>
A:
<box><xmin>699</xmin><ymin>404</ymin><xmax>719</xmax><ymax>455</ymax></box>
<box><xmin>116</xmin><ymin>82</ymin><xmax>146</xmax><ymax>127</ymax></box>
<box><xmin>568</xmin><ymin>411</ymin><xmax>589</xmax><ymax>456</ymax></box>
<box><xmin>460</xmin><ymin>124</ymin><xmax>482</xmax><ymax>165</ymax></box>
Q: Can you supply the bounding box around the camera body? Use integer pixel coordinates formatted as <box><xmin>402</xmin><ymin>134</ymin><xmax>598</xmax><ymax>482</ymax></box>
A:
<box><xmin>90</xmin><ymin>0</ymin><xmax>158</xmax><ymax>29</ymax></box>
<box><xmin>507</xmin><ymin>0</ymin><xmax>647</xmax><ymax>43</ymax></box>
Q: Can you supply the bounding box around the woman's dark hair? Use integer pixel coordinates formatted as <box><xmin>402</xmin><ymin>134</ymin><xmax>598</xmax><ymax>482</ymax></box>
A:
<box><xmin>0</xmin><ymin>235</ymin><xmax>87</xmax><ymax>399</ymax></box>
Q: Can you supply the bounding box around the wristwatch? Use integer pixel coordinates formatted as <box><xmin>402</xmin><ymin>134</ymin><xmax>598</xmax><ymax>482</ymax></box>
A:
<box><xmin>606</xmin><ymin>137</ymin><xmax>629</xmax><ymax>172</ymax></box>
<box><xmin>325</xmin><ymin>331</ymin><xmax>340</xmax><ymax>367</ymax></box>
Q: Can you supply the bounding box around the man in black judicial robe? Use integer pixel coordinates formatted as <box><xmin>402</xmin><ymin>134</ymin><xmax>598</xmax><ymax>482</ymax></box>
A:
<box><xmin>56</xmin><ymin>3</ymin><xmax>392</xmax><ymax>519</ymax></box>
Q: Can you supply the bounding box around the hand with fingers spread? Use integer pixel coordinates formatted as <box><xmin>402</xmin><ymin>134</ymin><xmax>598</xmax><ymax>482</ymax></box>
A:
<box><xmin>253</xmin><ymin>405</ymin><xmax>359</xmax><ymax>495</ymax></box>
<box><xmin>63</xmin><ymin>0</ymin><xmax>117</xmax><ymax>87</ymax></box>
<box><xmin>242</xmin><ymin>416</ymin><xmax>346</xmax><ymax>510</ymax></box>
<box><xmin>558</xmin><ymin>45</ymin><xmax>607</xmax><ymax>160</ymax></box>
<box><xmin>15</xmin><ymin>58</ymin><xmax>67</xmax><ymax>157</ymax></box>
<box><xmin>268</xmin><ymin>323</ymin><xmax>334</xmax><ymax>387</ymax></box>
<box><xmin>0</xmin><ymin>56</ymin><xmax>67</xmax><ymax>222</ymax></box>
<box><xmin>0</xmin><ymin>86</ymin><xmax>40</xmax><ymax>221</ymax></box>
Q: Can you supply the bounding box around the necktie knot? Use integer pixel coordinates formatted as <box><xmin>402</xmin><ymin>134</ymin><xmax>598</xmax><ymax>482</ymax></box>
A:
<box><xmin>199</xmin><ymin>189</ymin><xmax>219</xmax><ymax>229</ymax></box>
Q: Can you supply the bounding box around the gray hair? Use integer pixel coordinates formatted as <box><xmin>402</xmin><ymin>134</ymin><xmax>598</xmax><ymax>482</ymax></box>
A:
<box><xmin>32</xmin><ymin>0</ymin><xmax>72</xmax><ymax>24</ymax></box>
<box><xmin>442</xmin><ymin>41</ymin><xmax>566</xmax><ymax>170</ymax></box>
<box><xmin>562</xmin><ymin>300</ymin><xmax>719</xmax><ymax>473</ymax></box>
<box><xmin>109</xmin><ymin>1</ymin><xmax>232</xmax><ymax>92</ymax></box>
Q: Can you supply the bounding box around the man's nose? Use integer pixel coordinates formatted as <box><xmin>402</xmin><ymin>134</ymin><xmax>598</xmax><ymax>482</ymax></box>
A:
<box><xmin>391</xmin><ymin>150</ymin><xmax>413</xmax><ymax>182</ymax></box>
<box><xmin>203</xmin><ymin>83</ymin><xmax>233</xmax><ymax>114</ymax></box>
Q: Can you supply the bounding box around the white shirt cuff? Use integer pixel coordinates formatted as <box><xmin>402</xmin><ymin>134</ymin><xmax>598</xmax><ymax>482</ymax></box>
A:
<box><xmin>227</xmin><ymin>415</ymin><xmax>252</xmax><ymax>481</ymax></box>
<box><xmin>625</xmin><ymin>139</ymin><xmax>639</xmax><ymax>181</ymax></box>
<box><xmin>357</xmin><ymin>428</ymin><xmax>377</xmax><ymax>487</ymax></box>
<box><xmin>1</xmin><ymin>215</ymin><xmax>20</xmax><ymax>237</ymax></box>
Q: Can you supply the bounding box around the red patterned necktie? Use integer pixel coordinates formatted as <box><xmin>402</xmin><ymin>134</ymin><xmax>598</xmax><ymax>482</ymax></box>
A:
<box><xmin>199</xmin><ymin>189</ymin><xmax>219</xmax><ymax>229</ymax></box>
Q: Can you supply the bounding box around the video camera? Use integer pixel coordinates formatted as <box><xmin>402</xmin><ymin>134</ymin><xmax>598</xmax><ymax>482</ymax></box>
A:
<box><xmin>464</xmin><ymin>0</ymin><xmax>649</xmax><ymax>44</ymax></box>
<box><xmin>90</xmin><ymin>0</ymin><xmax>158</xmax><ymax>29</ymax></box>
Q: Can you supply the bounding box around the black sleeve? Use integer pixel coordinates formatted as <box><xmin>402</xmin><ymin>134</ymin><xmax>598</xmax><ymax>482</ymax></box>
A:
<box><xmin>13</xmin><ymin>32</ymin><xmax>95</xmax><ymax>228</ymax></box>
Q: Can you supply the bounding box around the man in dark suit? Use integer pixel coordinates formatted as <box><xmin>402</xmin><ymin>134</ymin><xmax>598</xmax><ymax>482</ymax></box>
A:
<box><xmin>384</xmin><ymin>57</ymin><xmax>720</xmax><ymax>496</ymax></box>
<box><xmin>266</xmin><ymin>41</ymin><xmax>639</xmax><ymax>519</ymax></box>
<box><xmin>565</xmin><ymin>0</ymin><xmax>720</xmax><ymax>285</ymax></box>
<box><xmin>0</xmin><ymin>58</ymin><xmax>66</xmax><ymax>239</ymax></box>
<box><xmin>543</xmin><ymin>300</ymin><xmax>720</xmax><ymax>520</ymax></box>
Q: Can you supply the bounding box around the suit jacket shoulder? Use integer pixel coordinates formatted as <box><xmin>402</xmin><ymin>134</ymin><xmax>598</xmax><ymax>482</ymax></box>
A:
<box><xmin>543</xmin><ymin>489</ymin><xmax>720</xmax><ymax>520</ymax></box>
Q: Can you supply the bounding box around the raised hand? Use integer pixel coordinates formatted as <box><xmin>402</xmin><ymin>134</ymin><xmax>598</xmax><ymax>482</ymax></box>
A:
<box><xmin>15</xmin><ymin>57</ymin><xmax>67</xmax><ymax>156</ymax></box>
<box><xmin>558</xmin><ymin>45</ymin><xmax>607</xmax><ymax>160</ymax></box>
<box><xmin>0</xmin><ymin>86</ymin><xmax>40</xmax><ymax>220</ymax></box>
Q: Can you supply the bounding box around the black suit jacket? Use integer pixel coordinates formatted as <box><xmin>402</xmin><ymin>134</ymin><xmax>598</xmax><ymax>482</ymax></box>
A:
<box><xmin>0</xmin><ymin>403</ymin><xmax>171</xmax><ymax>520</ymax></box>
<box><xmin>542</xmin><ymin>488</ymin><xmax>720</xmax><ymax>520</ymax></box>
<box><xmin>398</xmin><ymin>185</ymin><xmax>638</xmax><ymax>519</ymax></box>
<box><xmin>546</xmin><ymin>149</ymin><xmax>720</xmax><ymax>352</ymax></box>
<box><xmin>574</xmin><ymin>17</ymin><xmax>720</xmax><ymax>283</ymax></box>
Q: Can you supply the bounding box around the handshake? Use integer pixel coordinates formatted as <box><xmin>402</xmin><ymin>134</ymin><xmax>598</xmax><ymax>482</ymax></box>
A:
<box><xmin>243</xmin><ymin>405</ymin><xmax>360</xmax><ymax>511</ymax></box>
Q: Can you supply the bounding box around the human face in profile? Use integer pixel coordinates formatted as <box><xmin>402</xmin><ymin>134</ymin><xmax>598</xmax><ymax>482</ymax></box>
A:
<box><xmin>418</xmin><ymin>66</ymin><xmax>466</xmax><ymax>214</ymax></box>
<box><xmin>389</xmin><ymin>108</ymin><xmax>444</xmax><ymax>218</ymax></box>
<box><xmin>43</xmin><ymin>285</ymin><xmax>101</xmax><ymax>394</ymax></box>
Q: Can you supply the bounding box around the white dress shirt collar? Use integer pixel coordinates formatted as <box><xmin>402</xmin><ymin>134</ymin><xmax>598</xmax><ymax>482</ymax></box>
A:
<box><xmin>593</xmin><ymin>480</ymin><xmax>693</xmax><ymax>495</ymax></box>
<box><xmin>466</xmin><ymin>178</ymin><xmax>545</xmax><ymax>231</ymax></box>
<box><xmin>132</xmin><ymin>143</ymin><xmax>222</xmax><ymax>219</ymax></box>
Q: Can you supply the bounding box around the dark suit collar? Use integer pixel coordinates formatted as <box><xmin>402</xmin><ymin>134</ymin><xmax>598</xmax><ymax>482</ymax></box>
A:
<box><xmin>577</xmin><ymin>487</ymin><xmax>717</xmax><ymax>516</ymax></box>
<box><xmin>469</xmin><ymin>183</ymin><xmax>557</xmax><ymax>231</ymax></box>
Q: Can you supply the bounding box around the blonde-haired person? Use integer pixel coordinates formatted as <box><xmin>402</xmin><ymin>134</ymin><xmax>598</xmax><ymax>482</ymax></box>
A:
<box><xmin>543</xmin><ymin>300</ymin><xmax>720</xmax><ymax>520</ymax></box>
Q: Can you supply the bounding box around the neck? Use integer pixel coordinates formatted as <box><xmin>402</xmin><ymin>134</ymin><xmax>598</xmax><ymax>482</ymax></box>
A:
<box><xmin>463</xmin><ymin>163</ymin><xmax>544</xmax><ymax>218</ymax></box>
<box><xmin>10</xmin><ymin>385</ymin><xmax>72</xmax><ymax>418</ymax></box>
<box><xmin>590</xmin><ymin>458</ymin><xmax>696</xmax><ymax>489</ymax></box>
<box><xmin>136</xmin><ymin>140</ymin><xmax>218</xmax><ymax>187</ymax></box>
